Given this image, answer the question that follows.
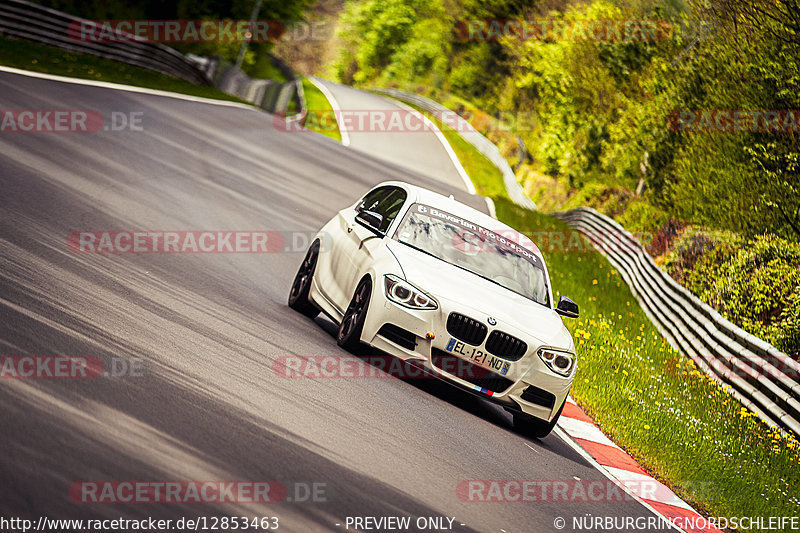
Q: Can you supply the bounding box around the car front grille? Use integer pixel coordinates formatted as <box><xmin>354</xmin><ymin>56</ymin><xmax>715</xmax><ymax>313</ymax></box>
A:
<box><xmin>431</xmin><ymin>348</ymin><xmax>513</xmax><ymax>394</ymax></box>
<box><xmin>485</xmin><ymin>330</ymin><xmax>528</xmax><ymax>361</ymax></box>
<box><xmin>446</xmin><ymin>312</ymin><xmax>487</xmax><ymax>346</ymax></box>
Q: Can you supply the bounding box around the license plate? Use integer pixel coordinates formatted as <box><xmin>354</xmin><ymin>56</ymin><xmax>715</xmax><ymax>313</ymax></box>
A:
<box><xmin>445</xmin><ymin>337</ymin><xmax>510</xmax><ymax>376</ymax></box>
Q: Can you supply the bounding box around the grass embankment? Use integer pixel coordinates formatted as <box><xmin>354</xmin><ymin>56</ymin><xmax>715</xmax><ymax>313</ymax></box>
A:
<box><xmin>0</xmin><ymin>37</ymin><xmax>247</xmax><ymax>103</ymax></box>
<box><xmin>439</xmin><ymin>126</ymin><xmax>505</xmax><ymax>198</ymax></box>
<box><xmin>493</xmin><ymin>196</ymin><xmax>800</xmax><ymax>526</ymax></box>
<box><xmin>300</xmin><ymin>77</ymin><xmax>342</xmax><ymax>142</ymax></box>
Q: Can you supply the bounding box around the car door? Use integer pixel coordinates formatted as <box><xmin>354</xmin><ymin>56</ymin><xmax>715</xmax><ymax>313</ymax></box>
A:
<box><xmin>324</xmin><ymin>186</ymin><xmax>391</xmax><ymax>312</ymax></box>
<box><xmin>336</xmin><ymin>186</ymin><xmax>408</xmax><ymax>308</ymax></box>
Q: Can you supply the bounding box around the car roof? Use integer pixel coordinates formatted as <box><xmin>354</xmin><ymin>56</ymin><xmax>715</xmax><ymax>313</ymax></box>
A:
<box><xmin>377</xmin><ymin>180</ymin><xmax>543</xmax><ymax>257</ymax></box>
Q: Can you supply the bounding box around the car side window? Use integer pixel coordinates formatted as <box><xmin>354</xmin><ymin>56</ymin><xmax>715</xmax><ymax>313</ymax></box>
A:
<box><xmin>358</xmin><ymin>187</ymin><xmax>392</xmax><ymax>213</ymax></box>
<box><xmin>357</xmin><ymin>187</ymin><xmax>407</xmax><ymax>232</ymax></box>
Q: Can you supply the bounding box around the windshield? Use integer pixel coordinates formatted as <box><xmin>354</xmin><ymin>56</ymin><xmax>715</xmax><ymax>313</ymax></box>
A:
<box><xmin>393</xmin><ymin>203</ymin><xmax>550</xmax><ymax>306</ymax></box>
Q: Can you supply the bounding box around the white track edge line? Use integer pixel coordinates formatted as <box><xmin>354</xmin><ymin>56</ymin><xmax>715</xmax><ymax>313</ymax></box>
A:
<box><xmin>0</xmin><ymin>65</ymin><xmax>258</xmax><ymax>109</ymax></box>
<box><xmin>602</xmin><ymin>466</ymin><xmax>694</xmax><ymax>511</ymax></box>
<box><xmin>308</xmin><ymin>77</ymin><xmax>350</xmax><ymax>147</ymax></box>
<box><xmin>485</xmin><ymin>197</ymin><xmax>497</xmax><ymax>219</ymax></box>
<box><xmin>557</xmin><ymin>416</ymin><xmax>623</xmax><ymax>450</ymax></box>
<box><xmin>382</xmin><ymin>97</ymin><xmax>476</xmax><ymax>195</ymax></box>
<box><xmin>553</xmin><ymin>425</ymin><xmax>687</xmax><ymax>533</ymax></box>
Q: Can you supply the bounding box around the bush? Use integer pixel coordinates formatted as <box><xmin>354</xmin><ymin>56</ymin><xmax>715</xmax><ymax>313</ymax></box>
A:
<box><xmin>664</xmin><ymin>227</ymin><xmax>742</xmax><ymax>283</ymax></box>
<box><xmin>385</xmin><ymin>18</ymin><xmax>449</xmax><ymax>83</ymax></box>
<box><xmin>617</xmin><ymin>198</ymin><xmax>669</xmax><ymax>236</ymax></box>
<box><xmin>674</xmin><ymin>233</ymin><xmax>800</xmax><ymax>357</ymax></box>
<box><xmin>447</xmin><ymin>44</ymin><xmax>492</xmax><ymax>98</ymax></box>
<box><xmin>775</xmin><ymin>288</ymin><xmax>800</xmax><ymax>356</ymax></box>
<box><xmin>333</xmin><ymin>0</ymin><xmax>446</xmax><ymax>85</ymax></box>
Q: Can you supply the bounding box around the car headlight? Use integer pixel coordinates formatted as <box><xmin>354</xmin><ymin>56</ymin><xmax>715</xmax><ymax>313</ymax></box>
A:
<box><xmin>384</xmin><ymin>275</ymin><xmax>437</xmax><ymax>310</ymax></box>
<box><xmin>538</xmin><ymin>348</ymin><xmax>576</xmax><ymax>377</ymax></box>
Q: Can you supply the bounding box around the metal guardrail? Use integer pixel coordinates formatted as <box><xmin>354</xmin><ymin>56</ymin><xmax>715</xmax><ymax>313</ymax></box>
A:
<box><xmin>371</xmin><ymin>88</ymin><xmax>536</xmax><ymax>210</ymax></box>
<box><xmin>0</xmin><ymin>0</ymin><xmax>210</xmax><ymax>84</ymax></box>
<box><xmin>211</xmin><ymin>59</ymin><xmax>305</xmax><ymax>124</ymax></box>
<box><xmin>0</xmin><ymin>0</ymin><xmax>306</xmax><ymax>121</ymax></box>
<box><xmin>556</xmin><ymin>207</ymin><xmax>800</xmax><ymax>436</ymax></box>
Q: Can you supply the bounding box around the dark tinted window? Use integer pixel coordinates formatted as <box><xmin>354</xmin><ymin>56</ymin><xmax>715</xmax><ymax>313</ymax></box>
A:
<box><xmin>357</xmin><ymin>186</ymin><xmax>407</xmax><ymax>232</ymax></box>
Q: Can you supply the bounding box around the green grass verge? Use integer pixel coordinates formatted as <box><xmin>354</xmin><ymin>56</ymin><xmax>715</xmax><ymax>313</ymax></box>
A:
<box><xmin>493</xmin><ymin>197</ymin><xmax>800</xmax><ymax>524</ymax></box>
<box><xmin>439</xmin><ymin>126</ymin><xmax>506</xmax><ymax>198</ymax></box>
<box><xmin>301</xmin><ymin>77</ymin><xmax>341</xmax><ymax>142</ymax></box>
<box><xmin>0</xmin><ymin>37</ymin><xmax>247</xmax><ymax>104</ymax></box>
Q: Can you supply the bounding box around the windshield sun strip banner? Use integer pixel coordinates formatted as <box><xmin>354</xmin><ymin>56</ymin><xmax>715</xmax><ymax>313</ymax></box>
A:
<box><xmin>406</xmin><ymin>203</ymin><xmax>544</xmax><ymax>270</ymax></box>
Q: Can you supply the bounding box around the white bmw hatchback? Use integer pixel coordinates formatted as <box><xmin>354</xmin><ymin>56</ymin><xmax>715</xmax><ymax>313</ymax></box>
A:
<box><xmin>288</xmin><ymin>181</ymin><xmax>579</xmax><ymax>437</ymax></box>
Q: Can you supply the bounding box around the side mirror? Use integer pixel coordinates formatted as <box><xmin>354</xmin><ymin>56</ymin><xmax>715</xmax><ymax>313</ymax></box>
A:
<box><xmin>355</xmin><ymin>210</ymin><xmax>384</xmax><ymax>236</ymax></box>
<box><xmin>555</xmin><ymin>296</ymin><xmax>579</xmax><ymax>319</ymax></box>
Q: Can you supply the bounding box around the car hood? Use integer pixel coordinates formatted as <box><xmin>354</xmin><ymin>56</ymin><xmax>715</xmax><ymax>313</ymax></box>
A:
<box><xmin>385</xmin><ymin>240</ymin><xmax>573</xmax><ymax>349</ymax></box>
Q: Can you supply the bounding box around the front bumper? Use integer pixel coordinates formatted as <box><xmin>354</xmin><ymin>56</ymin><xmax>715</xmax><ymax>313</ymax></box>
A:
<box><xmin>361</xmin><ymin>287</ymin><xmax>574</xmax><ymax>423</ymax></box>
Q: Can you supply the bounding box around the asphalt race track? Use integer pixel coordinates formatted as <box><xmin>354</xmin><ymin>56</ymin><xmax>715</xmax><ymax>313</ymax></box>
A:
<box><xmin>310</xmin><ymin>78</ymin><xmax>469</xmax><ymax>192</ymax></box>
<box><xmin>0</xmin><ymin>71</ymin><xmax>662</xmax><ymax>532</ymax></box>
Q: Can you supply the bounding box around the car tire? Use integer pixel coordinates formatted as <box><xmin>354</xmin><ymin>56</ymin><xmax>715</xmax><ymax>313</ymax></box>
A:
<box><xmin>337</xmin><ymin>277</ymin><xmax>372</xmax><ymax>351</ymax></box>
<box><xmin>513</xmin><ymin>399</ymin><xmax>565</xmax><ymax>439</ymax></box>
<box><xmin>288</xmin><ymin>241</ymin><xmax>320</xmax><ymax>318</ymax></box>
